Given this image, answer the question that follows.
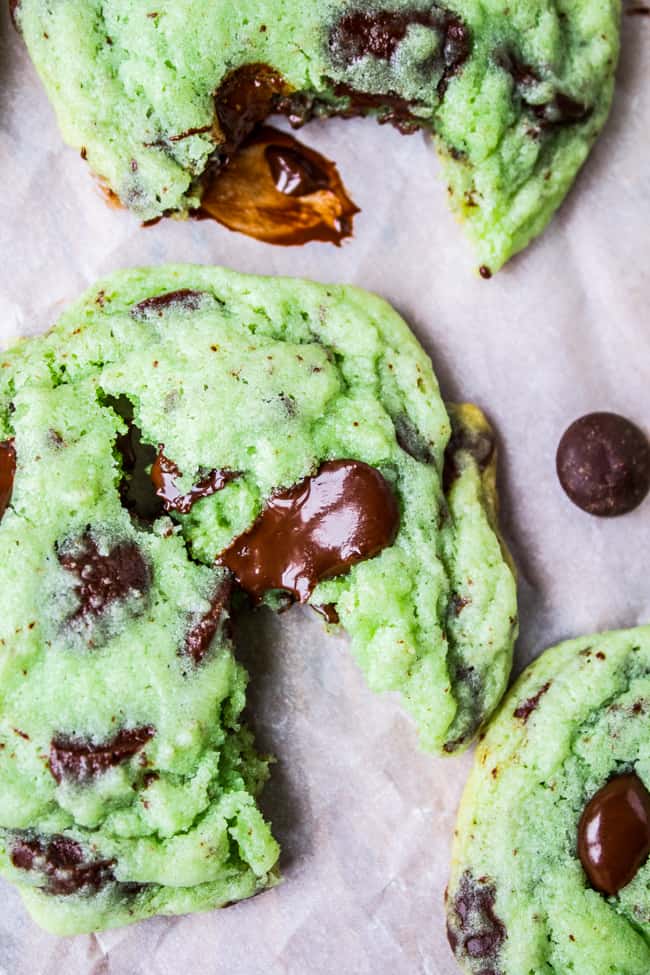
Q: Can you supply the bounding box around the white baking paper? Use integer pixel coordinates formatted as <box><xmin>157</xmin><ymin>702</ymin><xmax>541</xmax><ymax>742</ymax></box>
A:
<box><xmin>0</xmin><ymin>5</ymin><xmax>649</xmax><ymax>972</ymax></box>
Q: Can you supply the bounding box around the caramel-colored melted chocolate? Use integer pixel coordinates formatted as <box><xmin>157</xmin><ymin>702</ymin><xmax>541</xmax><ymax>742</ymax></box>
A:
<box><xmin>196</xmin><ymin>126</ymin><xmax>359</xmax><ymax>246</ymax></box>
<box><xmin>0</xmin><ymin>439</ymin><xmax>16</xmax><ymax>521</ymax></box>
<box><xmin>151</xmin><ymin>448</ymin><xmax>238</xmax><ymax>514</ymax></box>
<box><xmin>578</xmin><ymin>773</ymin><xmax>650</xmax><ymax>895</ymax></box>
<box><xmin>217</xmin><ymin>459</ymin><xmax>399</xmax><ymax>602</ymax></box>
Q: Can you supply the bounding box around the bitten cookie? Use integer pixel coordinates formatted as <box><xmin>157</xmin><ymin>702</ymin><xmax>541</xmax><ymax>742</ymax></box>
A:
<box><xmin>13</xmin><ymin>0</ymin><xmax>620</xmax><ymax>272</ymax></box>
<box><xmin>0</xmin><ymin>265</ymin><xmax>516</xmax><ymax>933</ymax></box>
<box><xmin>447</xmin><ymin>626</ymin><xmax>650</xmax><ymax>975</ymax></box>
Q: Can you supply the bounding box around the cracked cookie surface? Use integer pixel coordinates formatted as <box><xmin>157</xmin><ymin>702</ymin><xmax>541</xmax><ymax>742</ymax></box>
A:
<box><xmin>0</xmin><ymin>264</ymin><xmax>515</xmax><ymax>933</ymax></box>
<box><xmin>448</xmin><ymin>626</ymin><xmax>650</xmax><ymax>975</ymax></box>
<box><xmin>14</xmin><ymin>0</ymin><xmax>620</xmax><ymax>271</ymax></box>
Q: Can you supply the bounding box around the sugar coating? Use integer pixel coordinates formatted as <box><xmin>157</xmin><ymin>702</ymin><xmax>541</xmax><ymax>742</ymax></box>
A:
<box><xmin>15</xmin><ymin>0</ymin><xmax>620</xmax><ymax>271</ymax></box>
<box><xmin>447</xmin><ymin>626</ymin><xmax>650</xmax><ymax>975</ymax></box>
<box><xmin>0</xmin><ymin>265</ymin><xmax>516</xmax><ymax>933</ymax></box>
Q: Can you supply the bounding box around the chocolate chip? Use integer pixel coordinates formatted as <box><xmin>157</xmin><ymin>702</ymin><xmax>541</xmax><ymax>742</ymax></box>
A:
<box><xmin>556</xmin><ymin>412</ymin><xmax>650</xmax><ymax>516</ymax></box>
<box><xmin>151</xmin><ymin>448</ymin><xmax>239</xmax><ymax>515</ymax></box>
<box><xmin>131</xmin><ymin>289</ymin><xmax>205</xmax><ymax>319</ymax></box>
<box><xmin>58</xmin><ymin>534</ymin><xmax>150</xmax><ymax>622</ymax></box>
<box><xmin>10</xmin><ymin>835</ymin><xmax>116</xmax><ymax>895</ymax></box>
<box><xmin>0</xmin><ymin>438</ymin><xmax>16</xmax><ymax>522</ymax></box>
<box><xmin>312</xmin><ymin>603</ymin><xmax>340</xmax><ymax>624</ymax></box>
<box><xmin>184</xmin><ymin>577</ymin><xmax>233</xmax><ymax>665</ymax></box>
<box><xmin>578</xmin><ymin>774</ymin><xmax>650</xmax><ymax>895</ymax></box>
<box><xmin>443</xmin><ymin>422</ymin><xmax>495</xmax><ymax>492</ymax></box>
<box><xmin>329</xmin><ymin>83</ymin><xmax>425</xmax><ymax>134</ymax></box>
<box><xmin>218</xmin><ymin>460</ymin><xmax>399</xmax><ymax>603</ymax></box>
<box><xmin>513</xmin><ymin>681</ymin><xmax>552</xmax><ymax>721</ymax></box>
<box><xmin>447</xmin><ymin>872</ymin><xmax>506</xmax><ymax>969</ymax></box>
<box><xmin>497</xmin><ymin>50</ymin><xmax>592</xmax><ymax>128</ymax></box>
<box><xmin>49</xmin><ymin>726</ymin><xmax>155</xmax><ymax>784</ymax></box>
<box><xmin>330</xmin><ymin>10</ymin><xmax>423</xmax><ymax>61</ymax></box>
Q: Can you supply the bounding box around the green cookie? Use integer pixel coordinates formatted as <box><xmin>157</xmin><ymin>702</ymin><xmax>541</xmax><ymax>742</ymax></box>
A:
<box><xmin>0</xmin><ymin>265</ymin><xmax>516</xmax><ymax>934</ymax></box>
<box><xmin>447</xmin><ymin>625</ymin><xmax>650</xmax><ymax>975</ymax></box>
<box><xmin>13</xmin><ymin>0</ymin><xmax>620</xmax><ymax>271</ymax></box>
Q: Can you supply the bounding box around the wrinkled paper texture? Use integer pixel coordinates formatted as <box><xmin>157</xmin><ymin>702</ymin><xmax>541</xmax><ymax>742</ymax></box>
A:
<box><xmin>1</xmin><ymin>6</ymin><xmax>649</xmax><ymax>973</ymax></box>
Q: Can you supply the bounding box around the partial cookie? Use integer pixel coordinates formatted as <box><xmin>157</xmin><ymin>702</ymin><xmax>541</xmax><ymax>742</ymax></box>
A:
<box><xmin>0</xmin><ymin>265</ymin><xmax>516</xmax><ymax>933</ymax></box>
<box><xmin>447</xmin><ymin>626</ymin><xmax>650</xmax><ymax>975</ymax></box>
<box><xmin>13</xmin><ymin>0</ymin><xmax>620</xmax><ymax>271</ymax></box>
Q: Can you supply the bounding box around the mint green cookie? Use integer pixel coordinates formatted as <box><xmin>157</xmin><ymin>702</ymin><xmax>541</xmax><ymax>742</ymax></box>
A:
<box><xmin>13</xmin><ymin>0</ymin><xmax>619</xmax><ymax>271</ymax></box>
<box><xmin>0</xmin><ymin>265</ymin><xmax>515</xmax><ymax>933</ymax></box>
<box><xmin>447</xmin><ymin>626</ymin><xmax>650</xmax><ymax>975</ymax></box>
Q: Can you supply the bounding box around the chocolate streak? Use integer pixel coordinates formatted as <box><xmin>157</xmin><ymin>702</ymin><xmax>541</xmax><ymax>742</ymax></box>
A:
<box><xmin>218</xmin><ymin>460</ymin><xmax>399</xmax><ymax>602</ymax></box>
<box><xmin>0</xmin><ymin>438</ymin><xmax>16</xmax><ymax>521</ymax></box>
<box><xmin>49</xmin><ymin>726</ymin><xmax>155</xmax><ymax>784</ymax></box>
<box><xmin>151</xmin><ymin>449</ymin><xmax>239</xmax><ymax>515</ymax></box>
<box><xmin>513</xmin><ymin>680</ymin><xmax>552</xmax><ymax>721</ymax></box>
<box><xmin>11</xmin><ymin>835</ymin><xmax>116</xmax><ymax>895</ymax></box>
<box><xmin>131</xmin><ymin>289</ymin><xmax>206</xmax><ymax>318</ymax></box>
<box><xmin>184</xmin><ymin>577</ymin><xmax>233</xmax><ymax>665</ymax></box>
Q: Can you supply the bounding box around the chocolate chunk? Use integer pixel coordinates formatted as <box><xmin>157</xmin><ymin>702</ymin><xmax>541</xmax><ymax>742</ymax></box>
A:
<box><xmin>151</xmin><ymin>448</ymin><xmax>238</xmax><ymax>515</ymax></box>
<box><xmin>330</xmin><ymin>83</ymin><xmax>425</xmax><ymax>134</ymax></box>
<box><xmin>215</xmin><ymin>64</ymin><xmax>293</xmax><ymax>153</ymax></box>
<box><xmin>556</xmin><ymin>412</ymin><xmax>650</xmax><ymax>517</ymax></box>
<box><xmin>394</xmin><ymin>414</ymin><xmax>436</xmax><ymax>465</ymax></box>
<box><xmin>10</xmin><ymin>835</ymin><xmax>116</xmax><ymax>895</ymax></box>
<box><xmin>218</xmin><ymin>459</ymin><xmax>399</xmax><ymax>602</ymax></box>
<box><xmin>578</xmin><ymin>773</ymin><xmax>650</xmax><ymax>895</ymax></box>
<box><xmin>196</xmin><ymin>126</ymin><xmax>359</xmax><ymax>246</ymax></box>
<box><xmin>184</xmin><ymin>577</ymin><xmax>233</xmax><ymax>665</ymax></box>
<box><xmin>513</xmin><ymin>680</ymin><xmax>552</xmax><ymax>721</ymax></box>
<box><xmin>447</xmin><ymin>872</ymin><xmax>505</xmax><ymax>969</ymax></box>
<box><xmin>109</xmin><ymin>396</ymin><xmax>164</xmax><ymax>522</ymax></box>
<box><xmin>497</xmin><ymin>50</ymin><xmax>592</xmax><ymax>128</ymax></box>
<box><xmin>265</xmin><ymin>145</ymin><xmax>330</xmax><ymax>197</ymax></box>
<box><xmin>49</xmin><ymin>726</ymin><xmax>155</xmax><ymax>784</ymax></box>
<box><xmin>131</xmin><ymin>289</ymin><xmax>205</xmax><ymax>319</ymax></box>
<box><xmin>59</xmin><ymin>534</ymin><xmax>150</xmax><ymax>621</ymax></box>
<box><xmin>0</xmin><ymin>438</ymin><xmax>16</xmax><ymax>521</ymax></box>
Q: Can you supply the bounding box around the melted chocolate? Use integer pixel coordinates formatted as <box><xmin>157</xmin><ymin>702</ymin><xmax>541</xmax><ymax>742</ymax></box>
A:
<box><xmin>10</xmin><ymin>835</ymin><xmax>116</xmax><ymax>896</ymax></box>
<box><xmin>59</xmin><ymin>534</ymin><xmax>150</xmax><ymax>621</ymax></box>
<box><xmin>49</xmin><ymin>726</ymin><xmax>155</xmax><ymax>784</ymax></box>
<box><xmin>0</xmin><ymin>438</ymin><xmax>16</xmax><ymax>521</ymax></box>
<box><xmin>151</xmin><ymin>448</ymin><xmax>238</xmax><ymax>515</ymax></box>
<box><xmin>329</xmin><ymin>8</ymin><xmax>470</xmax><ymax>97</ymax></box>
<box><xmin>447</xmin><ymin>871</ymin><xmax>506</xmax><ymax>968</ymax></box>
<box><xmin>312</xmin><ymin>603</ymin><xmax>340</xmax><ymax>625</ymax></box>
<box><xmin>215</xmin><ymin>64</ymin><xmax>294</xmax><ymax>153</ymax></box>
<box><xmin>218</xmin><ymin>459</ymin><xmax>399</xmax><ymax>602</ymax></box>
<box><xmin>497</xmin><ymin>50</ymin><xmax>592</xmax><ymax>128</ymax></box>
<box><xmin>184</xmin><ymin>577</ymin><xmax>233</xmax><ymax>665</ymax></box>
<box><xmin>513</xmin><ymin>680</ymin><xmax>552</xmax><ymax>721</ymax></box>
<box><xmin>330</xmin><ymin>83</ymin><xmax>426</xmax><ymax>134</ymax></box>
<box><xmin>556</xmin><ymin>412</ymin><xmax>650</xmax><ymax>517</ymax></box>
<box><xmin>578</xmin><ymin>773</ymin><xmax>650</xmax><ymax>895</ymax></box>
<box><xmin>196</xmin><ymin>126</ymin><xmax>359</xmax><ymax>246</ymax></box>
<box><xmin>131</xmin><ymin>289</ymin><xmax>205</xmax><ymax>319</ymax></box>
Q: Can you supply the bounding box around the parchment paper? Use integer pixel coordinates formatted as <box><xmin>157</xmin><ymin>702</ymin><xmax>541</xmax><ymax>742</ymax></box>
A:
<box><xmin>1</xmin><ymin>6</ymin><xmax>649</xmax><ymax>973</ymax></box>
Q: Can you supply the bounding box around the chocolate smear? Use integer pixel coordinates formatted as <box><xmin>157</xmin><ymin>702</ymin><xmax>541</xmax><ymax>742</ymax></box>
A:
<box><xmin>131</xmin><ymin>289</ymin><xmax>205</xmax><ymax>319</ymax></box>
<box><xmin>49</xmin><ymin>726</ymin><xmax>155</xmax><ymax>784</ymax></box>
<box><xmin>218</xmin><ymin>459</ymin><xmax>399</xmax><ymax>602</ymax></box>
<box><xmin>151</xmin><ymin>448</ymin><xmax>239</xmax><ymax>515</ymax></box>
<box><xmin>447</xmin><ymin>871</ymin><xmax>506</xmax><ymax>969</ymax></box>
<box><xmin>11</xmin><ymin>835</ymin><xmax>116</xmax><ymax>896</ymax></box>
<box><xmin>195</xmin><ymin>126</ymin><xmax>359</xmax><ymax>246</ymax></box>
<box><xmin>513</xmin><ymin>681</ymin><xmax>552</xmax><ymax>721</ymax></box>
